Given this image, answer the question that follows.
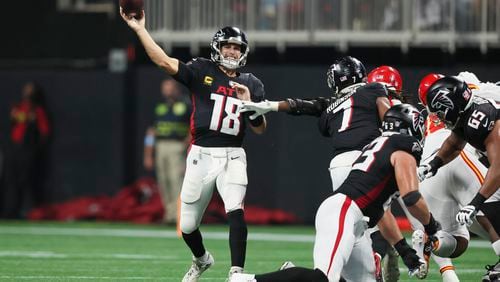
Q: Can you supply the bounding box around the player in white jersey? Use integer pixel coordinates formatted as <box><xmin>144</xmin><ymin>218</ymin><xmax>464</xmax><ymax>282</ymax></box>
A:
<box><xmin>407</xmin><ymin>74</ymin><xmax>500</xmax><ymax>282</ymax></box>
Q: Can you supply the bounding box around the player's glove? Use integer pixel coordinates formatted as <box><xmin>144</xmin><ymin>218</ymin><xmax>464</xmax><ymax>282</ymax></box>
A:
<box><xmin>417</xmin><ymin>156</ymin><xmax>443</xmax><ymax>182</ymax></box>
<box><xmin>456</xmin><ymin>193</ymin><xmax>486</xmax><ymax>226</ymax></box>
<box><xmin>240</xmin><ymin>100</ymin><xmax>279</xmax><ymax>120</ymax></box>
<box><xmin>456</xmin><ymin>205</ymin><xmax>477</xmax><ymax>226</ymax></box>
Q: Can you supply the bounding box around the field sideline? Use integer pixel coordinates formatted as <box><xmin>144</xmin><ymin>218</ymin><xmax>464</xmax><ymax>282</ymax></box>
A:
<box><xmin>0</xmin><ymin>221</ymin><xmax>494</xmax><ymax>281</ymax></box>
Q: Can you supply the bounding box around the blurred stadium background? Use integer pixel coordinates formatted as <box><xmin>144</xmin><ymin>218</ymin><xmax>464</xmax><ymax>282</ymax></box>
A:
<box><xmin>1</xmin><ymin>0</ymin><xmax>499</xmax><ymax>281</ymax></box>
<box><xmin>1</xmin><ymin>0</ymin><xmax>500</xmax><ymax>224</ymax></box>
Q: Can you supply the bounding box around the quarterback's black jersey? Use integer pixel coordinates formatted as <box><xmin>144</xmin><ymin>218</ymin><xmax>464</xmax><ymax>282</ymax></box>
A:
<box><xmin>336</xmin><ymin>133</ymin><xmax>423</xmax><ymax>227</ymax></box>
<box><xmin>173</xmin><ymin>58</ymin><xmax>265</xmax><ymax>147</ymax></box>
<box><xmin>318</xmin><ymin>83</ymin><xmax>389</xmax><ymax>156</ymax></box>
<box><xmin>452</xmin><ymin>97</ymin><xmax>500</xmax><ymax>152</ymax></box>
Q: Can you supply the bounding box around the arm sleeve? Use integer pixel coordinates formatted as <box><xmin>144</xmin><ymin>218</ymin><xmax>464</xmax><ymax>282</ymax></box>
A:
<box><xmin>286</xmin><ymin>97</ymin><xmax>330</xmax><ymax>117</ymax></box>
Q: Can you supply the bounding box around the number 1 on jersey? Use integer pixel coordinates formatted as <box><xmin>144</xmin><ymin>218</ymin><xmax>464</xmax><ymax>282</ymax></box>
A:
<box><xmin>209</xmin><ymin>94</ymin><xmax>241</xmax><ymax>136</ymax></box>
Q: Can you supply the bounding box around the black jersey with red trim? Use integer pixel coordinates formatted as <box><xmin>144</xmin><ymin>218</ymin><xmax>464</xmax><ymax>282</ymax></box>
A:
<box><xmin>336</xmin><ymin>133</ymin><xmax>423</xmax><ymax>227</ymax></box>
<box><xmin>172</xmin><ymin>58</ymin><xmax>265</xmax><ymax>147</ymax></box>
<box><xmin>452</xmin><ymin>97</ymin><xmax>500</xmax><ymax>152</ymax></box>
<box><xmin>318</xmin><ymin>83</ymin><xmax>389</xmax><ymax>157</ymax></box>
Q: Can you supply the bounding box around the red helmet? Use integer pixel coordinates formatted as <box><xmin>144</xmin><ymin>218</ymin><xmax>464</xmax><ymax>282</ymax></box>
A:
<box><xmin>367</xmin><ymin>66</ymin><xmax>402</xmax><ymax>92</ymax></box>
<box><xmin>418</xmin><ymin>73</ymin><xmax>443</xmax><ymax>106</ymax></box>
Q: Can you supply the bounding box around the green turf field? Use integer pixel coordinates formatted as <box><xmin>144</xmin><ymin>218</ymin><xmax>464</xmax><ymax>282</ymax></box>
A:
<box><xmin>0</xmin><ymin>221</ymin><xmax>494</xmax><ymax>281</ymax></box>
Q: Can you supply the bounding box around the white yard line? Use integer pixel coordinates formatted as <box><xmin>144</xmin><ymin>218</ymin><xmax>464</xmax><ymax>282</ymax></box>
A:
<box><xmin>0</xmin><ymin>251</ymin><xmax>176</xmax><ymax>260</ymax></box>
<box><xmin>0</xmin><ymin>226</ymin><xmax>314</xmax><ymax>242</ymax></box>
<box><xmin>0</xmin><ymin>225</ymin><xmax>492</xmax><ymax>247</ymax></box>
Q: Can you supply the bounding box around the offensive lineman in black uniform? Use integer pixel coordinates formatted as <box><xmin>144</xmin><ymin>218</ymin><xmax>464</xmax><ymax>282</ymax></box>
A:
<box><xmin>120</xmin><ymin>9</ymin><xmax>266</xmax><ymax>282</ymax></box>
<box><xmin>419</xmin><ymin>76</ymin><xmax>500</xmax><ymax>281</ymax></box>
<box><xmin>240</xmin><ymin>57</ymin><xmax>418</xmax><ymax>279</ymax></box>
<box><xmin>231</xmin><ymin>104</ymin><xmax>438</xmax><ymax>282</ymax></box>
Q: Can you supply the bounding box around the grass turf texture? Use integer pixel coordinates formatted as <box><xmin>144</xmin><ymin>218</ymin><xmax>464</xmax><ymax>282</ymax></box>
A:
<box><xmin>0</xmin><ymin>221</ymin><xmax>494</xmax><ymax>281</ymax></box>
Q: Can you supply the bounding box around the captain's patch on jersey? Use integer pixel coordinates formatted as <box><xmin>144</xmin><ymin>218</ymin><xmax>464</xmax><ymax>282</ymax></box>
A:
<box><xmin>204</xmin><ymin>76</ymin><xmax>213</xmax><ymax>86</ymax></box>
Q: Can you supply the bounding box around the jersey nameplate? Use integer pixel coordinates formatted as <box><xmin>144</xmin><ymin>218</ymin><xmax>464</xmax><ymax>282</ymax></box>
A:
<box><xmin>326</xmin><ymin>91</ymin><xmax>356</xmax><ymax>114</ymax></box>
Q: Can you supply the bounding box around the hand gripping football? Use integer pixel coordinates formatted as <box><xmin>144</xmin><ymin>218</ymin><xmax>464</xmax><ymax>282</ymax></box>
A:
<box><xmin>119</xmin><ymin>0</ymin><xmax>144</xmax><ymax>19</ymax></box>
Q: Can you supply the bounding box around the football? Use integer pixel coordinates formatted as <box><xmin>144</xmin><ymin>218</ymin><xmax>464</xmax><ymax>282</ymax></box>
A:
<box><xmin>119</xmin><ymin>0</ymin><xmax>144</xmax><ymax>19</ymax></box>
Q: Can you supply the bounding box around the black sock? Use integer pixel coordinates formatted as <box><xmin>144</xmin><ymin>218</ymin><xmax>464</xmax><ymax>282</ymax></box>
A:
<box><xmin>371</xmin><ymin>230</ymin><xmax>390</xmax><ymax>258</ymax></box>
<box><xmin>256</xmin><ymin>267</ymin><xmax>328</xmax><ymax>282</ymax></box>
<box><xmin>228</xmin><ymin>209</ymin><xmax>247</xmax><ymax>267</ymax></box>
<box><xmin>182</xmin><ymin>228</ymin><xmax>205</xmax><ymax>258</ymax></box>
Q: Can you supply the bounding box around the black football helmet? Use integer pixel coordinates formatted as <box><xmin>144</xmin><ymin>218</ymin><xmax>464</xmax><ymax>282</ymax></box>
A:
<box><xmin>425</xmin><ymin>76</ymin><xmax>474</xmax><ymax>129</ymax></box>
<box><xmin>382</xmin><ymin>104</ymin><xmax>426</xmax><ymax>144</ymax></box>
<box><xmin>210</xmin><ymin>26</ymin><xmax>249</xmax><ymax>70</ymax></box>
<box><xmin>326</xmin><ymin>56</ymin><xmax>366</xmax><ymax>99</ymax></box>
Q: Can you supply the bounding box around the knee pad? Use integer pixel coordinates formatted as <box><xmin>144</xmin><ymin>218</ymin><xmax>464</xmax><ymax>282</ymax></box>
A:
<box><xmin>180</xmin><ymin>215</ymin><xmax>199</xmax><ymax>234</ymax></box>
<box><xmin>432</xmin><ymin>231</ymin><xmax>459</xmax><ymax>258</ymax></box>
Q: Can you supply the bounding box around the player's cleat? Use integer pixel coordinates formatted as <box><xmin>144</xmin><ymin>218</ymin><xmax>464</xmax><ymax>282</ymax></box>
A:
<box><xmin>279</xmin><ymin>261</ymin><xmax>295</xmax><ymax>270</ymax></box>
<box><xmin>384</xmin><ymin>246</ymin><xmax>400</xmax><ymax>282</ymax></box>
<box><xmin>482</xmin><ymin>259</ymin><xmax>500</xmax><ymax>282</ymax></box>
<box><xmin>408</xmin><ymin>258</ymin><xmax>428</xmax><ymax>279</ymax></box>
<box><xmin>226</xmin><ymin>266</ymin><xmax>244</xmax><ymax>282</ymax></box>
<box><xmin>182</xmin><ymin>252</ymin><xmax>214</xmax><ymax>282</ymax></box>
<box><xmin>229</xmin><ymin>273</ymin><xmax>256</xmax><ymax>282</ymax></box>
<box><xmin>412</xmin><ymin>230</ymin><xmax>430</xmax><ymax>269</ymax></box>
<box><xmin>373</xmin><ymin>252</ymin><xmax>383</xmax><ymax>282</ymax></box>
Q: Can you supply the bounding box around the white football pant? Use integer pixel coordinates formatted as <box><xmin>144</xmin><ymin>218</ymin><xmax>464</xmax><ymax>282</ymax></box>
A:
<box><xmin>179</xmin><ymin>145</ymin><xmax>247</xmax><ymax>234</ymax></box>
<box><xmin>314</xmin><ymin>193</ymin><xmax>376</xmax><ymax>282</ymax></box>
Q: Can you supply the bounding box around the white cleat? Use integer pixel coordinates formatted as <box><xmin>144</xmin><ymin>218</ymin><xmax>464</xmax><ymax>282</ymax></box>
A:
<box><xmin>229</xmin><ymin>273</ymin><xmax>256</xmax><ymax>282</ymax></box>
<box><xmin>226</xmin><ymin>266</ymin><xmax>244</xmax><ymax>282</ymax></box>
<box><xmin>412</xmin><ymin>230</ymin><xmax>430</xmax><ymax>265</ymax></box>
<box><xmin>483</xmin><ymin>259</ymin><xmax>500</xmax><ymax>282</ymax></box>
<box><xmin>279</xmin><ymin>261</ymin><xmax>295</xmax><ymax>270</ymax></box>
<box><xmin>408</xmin><ymin>258</ymin><xmax>429</xmax><ymax>279</ymax></box>
<box><xmin>411</xmin><ymin>230</ymin><xmax>430</xmax><ymax>279</ymax></box>
<box><xmin>182</xmin><ymin>252</ymin><xmax>214</xmax><ymax>282</ymax></box>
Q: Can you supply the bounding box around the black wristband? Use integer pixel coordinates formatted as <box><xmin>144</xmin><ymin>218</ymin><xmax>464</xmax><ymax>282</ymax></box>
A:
<box><xmin>428</xmin><ymin>156</ymin><xmax>444</xmax><ymax>174</ymax></box>
<box><xmin>423</xmin><ymin>213</ymin><xmax>440</xmax><ymax>236</ymax></box>
<box><xmin>248</xmin><ymin>115</ymin><xmax>264</xmax><ymax>127</ymax></box>
<box><xmin>469</xmin><ymin>193</ymin><xmax>487</xmax><ymax>209</ymax></box>
<box><xmin>394</xmin><ymin>238</ymin><xmax>412</xmax><ymax>257</ymax></box>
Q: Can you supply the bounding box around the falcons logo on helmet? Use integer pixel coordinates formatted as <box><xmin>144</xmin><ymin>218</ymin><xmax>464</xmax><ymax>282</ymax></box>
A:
<box><xmin>214</xmin><ymin>29</ymin><xmax>225</xmax><ymax>38</ymax></box>
<box><xmin>431</xmin><ymin>89</ymin><xmax>455</xmax><ymax>111</ymax></box>
<box><xmin>411</xmin><ymin>110</ymin><xmax>424</xmax><ymax>132</ymax></box>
